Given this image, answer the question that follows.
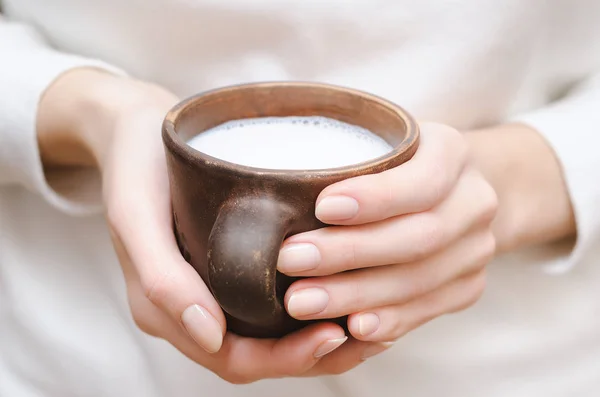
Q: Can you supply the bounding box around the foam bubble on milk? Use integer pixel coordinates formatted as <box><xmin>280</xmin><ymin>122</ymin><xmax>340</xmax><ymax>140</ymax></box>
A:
<box><xmin>186</xmin><ymin>116</ymin><xmax>393</xmax><ymax>170</ymax></box>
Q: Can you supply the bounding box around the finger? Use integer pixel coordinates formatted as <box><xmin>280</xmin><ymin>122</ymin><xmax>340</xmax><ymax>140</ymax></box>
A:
<box><xmin>110</xmin><ymin>223</ymin><xmax>225</xmax><ymax>353</ymax></box>
<box><xmin>303</xmin><ymin>338</ymin><xmax>369</xmax><ymax>376</ymax></box>
<box><xmin>210</xmin><ymin>322</ymin><xmax>347</xmax><ymax>383</ymax></box>
<box><xmin>304</xmin><ymin>338</ymin><xmax>395</xmax><ymax>376</ymax></box>
<box><xmin>132</xmin><ymin>304</ymin><xmax>348</xmax><ymax>384</ymax></box>
<box><xmin>126</xmin><ymin>284</ymin><xmax>347</xmax><ymax>384</ymax></box>
<box><xmin>279</xmin><ymin>167</ymin><xmax>497</xmax><ymax>277</ymax></box>
<box><xmin>122</xmin><ymin>261</ymin><xmax>200</xmax><ymax>343</ymax></box>
<box><xmin>122</xmin><ymin>253</ymin><xmax>349</xmax><ymax>384</ymax></box>
<box><xmin>347</xmin><ymin>269</ymin><xmax>486</xmax><ymax>342</ymax></box>
<box><xmin>284</xmin><ymin>227</ymin><xmax>495</xmax><ymax>320</ymax></box>
<box><xmin>104</xmin><ymin>111</ymin><xmax>226</xmax><ymax>354</ymax></box>
<box><xmin>314</xmin><ymin>122</ymin><xmax>468</xmax><ymax>225</ymax></box>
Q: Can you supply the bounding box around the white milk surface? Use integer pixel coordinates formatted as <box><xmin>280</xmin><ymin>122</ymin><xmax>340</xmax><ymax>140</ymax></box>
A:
<box><xmin>186</xmin><ymin>116</ymin><xmax>393</xmax><ymax>170</ymax></box>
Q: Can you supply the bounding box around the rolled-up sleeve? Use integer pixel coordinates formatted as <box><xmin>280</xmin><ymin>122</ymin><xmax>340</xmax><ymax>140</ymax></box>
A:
<box><xmin>0</xmin><ymin>16</ymin><xmax>125</xmax><ymax>215</ymax></box>
<box><xmin>514</xmin><ymin>72</ymin><xmax>600</xmax><ymax>273</ymax></box>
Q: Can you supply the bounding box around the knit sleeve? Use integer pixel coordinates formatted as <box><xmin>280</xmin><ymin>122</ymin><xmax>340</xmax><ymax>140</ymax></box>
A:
<box><xmin>0</xmin><ymin>16</ymin><xmax>126</xmax><ymax>215</ymax></box>
<box><xmin>513</xmin><ymin>72</ymin><xmax>600</xmax><ymax>273</ymax></box>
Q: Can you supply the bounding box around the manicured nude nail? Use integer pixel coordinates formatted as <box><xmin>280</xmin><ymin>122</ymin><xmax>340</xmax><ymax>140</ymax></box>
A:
<box><xmin>181</xmin><ymin>304</ymin><xmax>223</xmax><ymax>353</ymax></box>
<box><xmin>315</xmin><ymin>196</ymin><xmax>359</xmax><ymax>222</ymax></box>
<box><xmin>278</xmin><ymin>243</ymin><xmax>321</xmax><ymax>273</ymax></box>
<box><xmin>358</xmin><ymin>313</ymin><xmax>380</xmax><ymax>336</ymax></box>
<box><xmin>314</xmin><ymin>337</ymin><xmax>348</xmax><ymax>358</ymax></box>
<box><xmin>287</xmin><ymin>288</ymin><xmax>329</xmax><ymax>317</ymax></box>
<box><xmin>360</xmin><ymin>342</ymin><xmax>394</xmax><ymax>360</ymax></box>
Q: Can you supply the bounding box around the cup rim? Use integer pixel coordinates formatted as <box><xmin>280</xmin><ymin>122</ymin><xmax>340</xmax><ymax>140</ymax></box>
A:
<box><xmin>162</xmin><ymin>81</ymin><xmax>419</xmax><ymax>178</ymax></box>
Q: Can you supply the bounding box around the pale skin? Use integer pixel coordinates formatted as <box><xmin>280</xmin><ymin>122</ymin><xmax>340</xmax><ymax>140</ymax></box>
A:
<box><xmin>37</xmin><ymin>69</ymin><xmax>575</xmax><ymax>383</ymax></box>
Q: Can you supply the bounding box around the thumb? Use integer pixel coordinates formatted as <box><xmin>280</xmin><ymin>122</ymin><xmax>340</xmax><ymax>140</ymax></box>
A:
<box><xmin>103</xmin><ymin>109</ymin><xmax>226</xmax><ymax>353</ymax></box>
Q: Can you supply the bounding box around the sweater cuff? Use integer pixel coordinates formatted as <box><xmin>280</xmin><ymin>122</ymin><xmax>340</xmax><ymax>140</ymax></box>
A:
<box><xmin>512</xmin><ymin>77</ymin><xmax>600</xmax><ymax>273</ymax></box>
<box><xmin>0</xmin><ymin>49</ymin><xmax>126</xmax><ymax>216</ymax></box>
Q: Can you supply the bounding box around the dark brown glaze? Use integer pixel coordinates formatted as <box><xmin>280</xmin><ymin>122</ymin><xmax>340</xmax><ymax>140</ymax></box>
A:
<box><xmin>162</xmin><ymin>82</ymin><xmax>419</xmax><ymax>338</ymax></box>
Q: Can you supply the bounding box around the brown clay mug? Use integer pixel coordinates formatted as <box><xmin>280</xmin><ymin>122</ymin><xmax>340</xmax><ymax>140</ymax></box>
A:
<box><xmin>162</xmin><ymin>82</ymin><xmax>419</xmax><ymax>339</ymax></box>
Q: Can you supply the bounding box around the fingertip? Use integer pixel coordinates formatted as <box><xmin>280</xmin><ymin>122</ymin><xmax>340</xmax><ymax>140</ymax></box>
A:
<box><xmin>314</xmin><ymin>176</ymin><xmax>371</xmax><ymax>225</ymax></box>
<box><xmin>315</xmin><ymin>172</ymin><xmax>397</xmax><ymax>225</ymax></box>
<box><xmin>181</xmin><ymin>304</ymin><xmax>224</xmax><ymax>354</ymax></box>
<box><xmin>276</xmin><ymin>321</ymin><xmax>347</xmax><ymax>359</ymax></box>
<box><xmin>347</xmin><ymin>312</ymin><xmax>380</xmax><ymax>341</ymax></box>
<box><xmin>313</xmin><ymin>336</ymin><xmax>348</xmax><ymax>358</ymax></box>
<box><xmin>277</xmin><ymin>242</ymin><xmax>321</xmax><ymax>275</ymax></box>
<box><xmin>284</xmin><ymin>287</ymin><xmax>330</xmax><ymax>319</ymax></box>
<box><xmin>306</xmin><ymin>336</ymin><xmax>370</xmax><ymax>376</ymax></box>
<box><xmin>314</xmin><ymin>195</ymin><xmax>360</xmax><ymax>223</ymax></box>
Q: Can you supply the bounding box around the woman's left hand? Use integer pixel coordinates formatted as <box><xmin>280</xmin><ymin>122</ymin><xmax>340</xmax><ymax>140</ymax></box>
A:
<box><xmin>277</xmin><ymin>122</ymin><xmax>498</xmax><ymax>368</ymax></box>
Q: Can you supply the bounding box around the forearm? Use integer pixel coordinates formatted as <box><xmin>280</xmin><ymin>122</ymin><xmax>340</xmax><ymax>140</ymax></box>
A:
<box><xmin>465</xmin><ymin>124</ymin><xmax>576</xmax><ymax>253</ymax></box>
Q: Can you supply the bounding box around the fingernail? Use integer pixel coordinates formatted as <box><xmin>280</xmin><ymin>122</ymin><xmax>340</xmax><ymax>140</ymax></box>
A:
<box><xmin>314</xmin><ymin>337</ymin><xmax>348</xmax><ymax>358</ymax></box>
<box><xmin>287</xmin><ymin>288</ymin><xmax>329</xmax><ymax>317</ymax></box>
<box><xmin>181</xmin><ymin>305</ymin><xmax>223</xmax><ymax>354</ymax></box>
<box><xmin>278</xmin><ymin>243</ymin><xmax>321</xmax><ymax>273</ymax></box>
<box><xmin>358</xmin><ymin>313</ymin><xmax>380</xmax><ymax>336</ymax></box>
<box><xmin>360</xmin><ymin>342</ymin><xmax>394</xmax><ymax>360</ymax></box>
<box><xmin>315</xmin><ymin>196</ymin><xmax>359</xmax><ymax>222</ymax></box>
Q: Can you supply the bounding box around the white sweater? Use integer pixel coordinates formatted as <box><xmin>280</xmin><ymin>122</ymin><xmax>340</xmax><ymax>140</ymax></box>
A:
<box><xmin>1</xmin><ymin>1</ymin><xmax>600</xmax><ymax>396</ymax></box>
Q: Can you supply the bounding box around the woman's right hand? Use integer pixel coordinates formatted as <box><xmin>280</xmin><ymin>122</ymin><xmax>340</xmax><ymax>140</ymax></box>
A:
<box><xmin>36</xmin><ymin>69</ymin><xmax>386</xmax><ymax>383</ymax></box>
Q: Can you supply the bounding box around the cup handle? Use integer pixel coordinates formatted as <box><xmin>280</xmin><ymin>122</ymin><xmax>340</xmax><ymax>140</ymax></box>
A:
<box><xmin>207</xmin><ymin>196</ymin><xmax>295</xmax><ymax>328</ymax></box>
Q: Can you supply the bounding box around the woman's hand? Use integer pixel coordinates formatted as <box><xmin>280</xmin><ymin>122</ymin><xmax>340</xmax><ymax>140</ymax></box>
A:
<box><xmin>277</xmin><ymin>123</ymin><xmax>498</xmax><ymax>350</ymax></box>
<box><xmin>278</xmin><ymin>119</ymin><xmax>575</xmax><ymax>368</ymax></box>
<box><xmin>37</xmin><ymin>68</ymin><xmax>382</xmax><ymax>383</ymax></box>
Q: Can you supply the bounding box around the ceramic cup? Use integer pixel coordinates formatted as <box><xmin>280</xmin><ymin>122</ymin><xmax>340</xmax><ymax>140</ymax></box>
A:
<box><xmin>162</xmin><ymin>82</ymin><xmax>419</xmax><ymax>338</ymax></box>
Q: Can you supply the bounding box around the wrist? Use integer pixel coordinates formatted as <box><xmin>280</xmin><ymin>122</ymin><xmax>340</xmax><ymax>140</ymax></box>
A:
<box><xmin>37</xmin><ymin>67</ymin><xmax>178</xmax><ymax>168</ymax></box>
<box><xmin>464</xmin><ymin>124</ymin><xmax>575</xmax><ymax>252</ymax></box>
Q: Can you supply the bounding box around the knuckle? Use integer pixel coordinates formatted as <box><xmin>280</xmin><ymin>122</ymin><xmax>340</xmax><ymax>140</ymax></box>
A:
<box><xmin>478</xmin><ymin>182</ymin><xmax>499</xmax><ymax>225</ymax></box>
<box><xmin>413</xmin><ymin>215</ymin><xmax>445</xmax><ymax>260</ymax></box>
<box><xmin>471</xmin><ymin>232</ymin><xmax>497</xmax><ymax>272</ymax></box>
<box><xmin>452</xmin><ymin>132</ymin><xmax>470</xmax><ymax>164</ymax></box>
<box><xmin>480</xmin><ymin>232</ymin><xmax>497</xmax><ymax>263</ymax></box>
<box><xmin>140</xmin><ymin>271</ymin><xmax>171</xmax><ymax>306</ymax></box>
<box><xmin>404</xmin><ymin>274</ymin><xmax>432</xmax><ymax>300</ymax></box>
<box><xmin>427</xmin><ymin>129</ymin><xmax>468</xmax><ymax>198</ymax></box>
<box><xmin>438</xmin><ymin>126</ymin><xmax>469</xmax><ymax>164</ymax></box>
<box><xmin>468</xmin><ymin>271</ymin><xmax>487</xmax><ymax>304</ymax></box>
<box><xmin>451</xmin><ymin>272</ymin><xmax>486</xmax><ymax>314</ymax></box>
<box><xmin>422</xmin><ymin>164</ymin><xmax>461</xmax><ymax>211</ymax></box>
<box><xmin>420</xmin><ymin>163</ymin><xmax>451</xmax><ymax>208</ymax></box>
